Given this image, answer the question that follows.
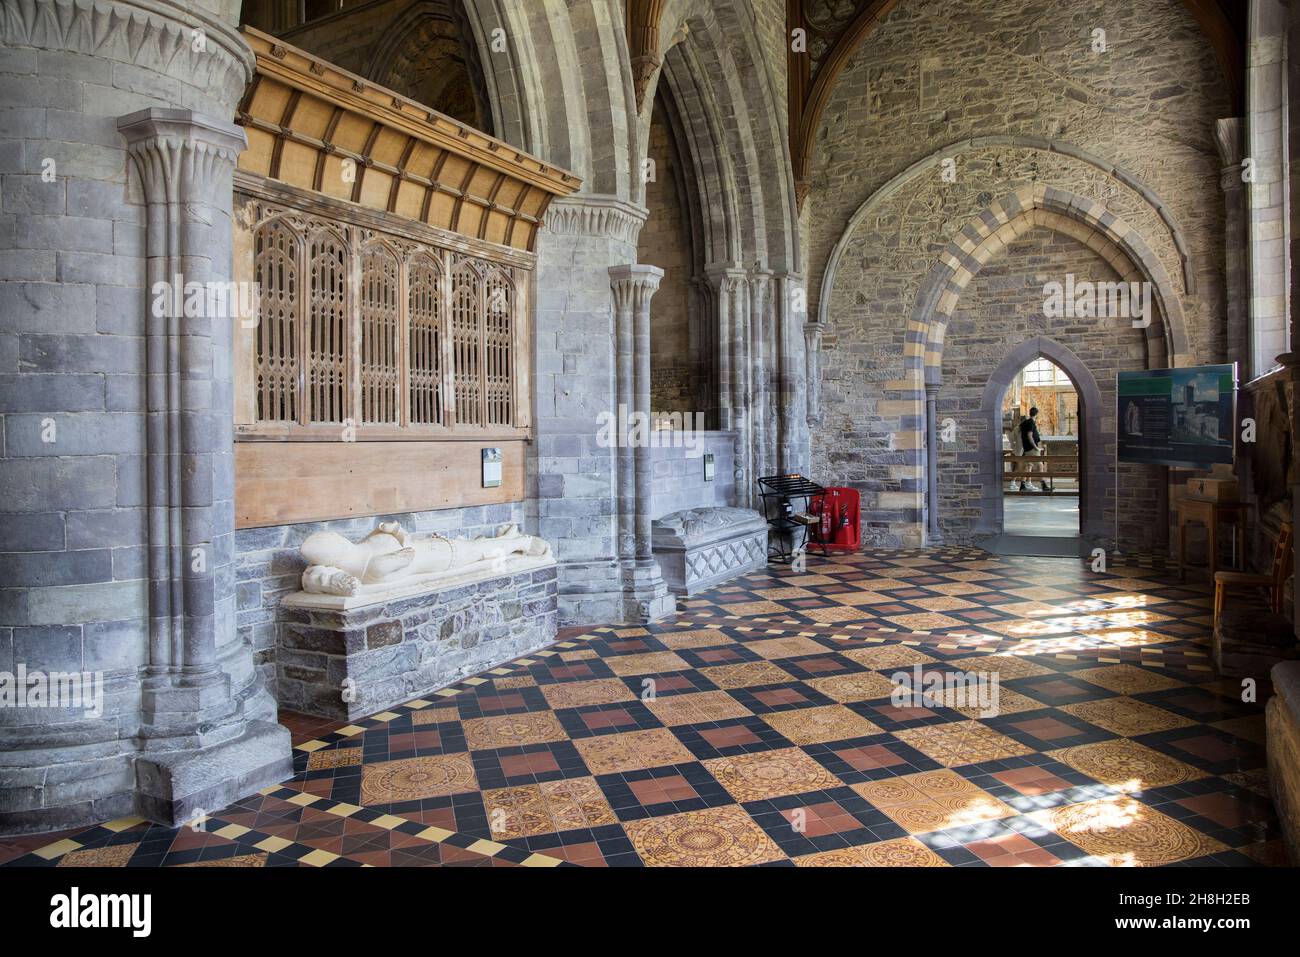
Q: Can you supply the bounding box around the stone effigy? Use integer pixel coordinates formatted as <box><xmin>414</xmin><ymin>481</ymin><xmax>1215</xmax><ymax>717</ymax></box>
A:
<box><xmin>279</xmin><ymin>521</ymin><xmax>559</xmax><ymax>720</ymax></box>
<box><xmin>299</xmin><ymin>522</ymin><xmax>553</xmax><ymax>599</ymax></box>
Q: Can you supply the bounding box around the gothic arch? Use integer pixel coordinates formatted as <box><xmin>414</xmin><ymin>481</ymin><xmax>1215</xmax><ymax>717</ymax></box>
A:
<box><xmin>975</xmin><ymin>337</ymin><xmax>1109</xmax><ymax>547</ymax></box>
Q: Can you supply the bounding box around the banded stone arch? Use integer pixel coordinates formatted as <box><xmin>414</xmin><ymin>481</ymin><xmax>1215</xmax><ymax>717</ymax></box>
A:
<box><xmin>908</xmin><ymin>184</ymin><xmax>1193</xmax><ymax>388</ymax></box>
<box><xmin>815</xmin><ymin>134</ymin><xmax>1201</xmax><ymax>327</ymax></box>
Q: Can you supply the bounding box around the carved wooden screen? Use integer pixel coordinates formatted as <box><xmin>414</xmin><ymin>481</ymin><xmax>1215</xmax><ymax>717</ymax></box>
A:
<box><xmin>236</xmin><ymin>195</ymin><xmax>530</xmax><ymax>440</ymax></box>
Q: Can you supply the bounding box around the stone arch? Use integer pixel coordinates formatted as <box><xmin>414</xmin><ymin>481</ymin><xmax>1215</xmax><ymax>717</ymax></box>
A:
<box><xmin>908</xmin><ymin>184</ymin><xmax>1192</xmax><ymax>388</ymax></box>
<box><xmin>975</xmin><ymin>337</ymin><xmax>1108</xmax><ymax>548</ymax></box>
<box><xmin>460</xmin><ymin>0</ymin><xmax>598</xmax><ymax>188</ymax></box>
<box><xmin>366</xmin><ymin>0</ymin><xmax>493</xmax><ymax>133</ymax></box>
<box><xmin>817</xmin><ymin>136</ymin><xmax>1199</xmax><ymax>328</ymax></box>
<box><xmin>642</xmin><ymin>0</ymin><xmax>800</xmax><ymax>274</ymax></box>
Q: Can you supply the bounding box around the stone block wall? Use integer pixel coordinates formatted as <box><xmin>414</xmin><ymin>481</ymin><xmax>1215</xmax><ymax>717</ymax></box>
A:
<box><xmin>234</xmin><ymin>502</ymin><xmax>524</xmax><ymax>701</ymax></box>
<box><xmin>937</xmin><ymin>227</ymin><xmax>1161</xmax><ymax>546</ymax></box>
<box><xmin>0</xmin><ymin>0</ymin><xmax>282</xmax><ymax>833</ymax></box>
<box><xmin>641</xmin><ymin>90</ymin><xmax>696</xmax><ymax>415</ymax></box>
<box><xmin>808</xmin><ymin>0</ymin><xmax>1231</xmax><ymax>546</ymax></box>
<box><xmin>648</xmin><ymin>432</ymin><xmax>738</xmax><ymax>520</ymax></box>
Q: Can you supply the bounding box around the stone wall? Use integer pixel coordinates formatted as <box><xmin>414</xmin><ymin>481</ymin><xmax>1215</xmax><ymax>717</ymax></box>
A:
<box><xmin>648</xmin><ymin>431</ymin><xmax>738</xmax><ymax>520</ymax></box>
<box><xmin>937</xmin><ymin>227</ymin><xmax>1160</xmax><ymax>545</ymax></box>
<box><xmin>640</xmin><ymin>93</ymin><xmax>694</xmax><ymax>414</ymax></box>
<box><xmin>277</xmin><ymin>560</ymin><xmax>557</xmax><ymax>721</ymax></box>
<box><xmin>808</xmin><ymin>0</ymin><xmax>1231</xmax><ymax>546</ymax></box>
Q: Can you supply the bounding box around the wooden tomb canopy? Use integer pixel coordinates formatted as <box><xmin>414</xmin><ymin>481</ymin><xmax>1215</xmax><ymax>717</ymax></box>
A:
<box><xmin>237</xmin><ymin>26</ymin><xmax>579</xmax><ymax>253</ymax></box>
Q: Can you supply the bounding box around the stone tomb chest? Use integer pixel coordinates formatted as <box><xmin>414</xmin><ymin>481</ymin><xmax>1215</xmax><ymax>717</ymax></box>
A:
<box><xmin>651</xmin><ymin>507</ymin><xmax>768</xmax><ymax>596</ymax></box>
<box><xmin>278</xmin><ymin>554</ymin><xmax>557</xmax><ymax>721</ymax></box>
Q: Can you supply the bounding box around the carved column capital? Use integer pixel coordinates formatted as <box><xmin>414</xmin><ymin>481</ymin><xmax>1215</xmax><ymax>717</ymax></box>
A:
<box><xmin>609</xmin><ymin>263</ymin><xmax>664</xmax><ymax>311</ymax></box>
<box><xmin>118</xmin><ymin>108</ymin><xmax>247</xmax><ymax>207</ymax></box>
<box><xmin>3</xmin><ymin>0</ymin><xmax>254</xmax><ymax>112</ymax></box>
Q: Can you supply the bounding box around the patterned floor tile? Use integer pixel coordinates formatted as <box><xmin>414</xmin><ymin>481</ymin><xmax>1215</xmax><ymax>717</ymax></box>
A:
<box><xmin>643</xmin><ymin>690</ymin><xmax>753</xmax><ymax>726</ymax></box>
<box><xmin>622</xmin><ymin>805</ymin><xmax>786</xmax><ymax>867</ymax></box>
<box><xmin>1031</xmin><ymin>796</ymin><xmax>1229</xmax><ymax>866</ymax></box>
<box><xmin>572</xmin><ymin>728</ymin><xmax>696</xmax><ymax>775</ymax></box>
<box><xmin>482</xmin><ymin>777</ymin><xmax>617</xmax><ymax>839</ymax></box>
<box><xmin>794</xmin><ymin>837</ymin><xmax>948</xmax><ymax>867</ymax></box>
<box><xmin>804</xmin><ymin>671</ymin><xmax>897</xmax><ymax>702</ymax></box>
<box><xmin>853</xmin><ymin>770</ymin><xmax>1016</xmax><ymax>834</ymax></box>
<box><xmin>698</xmin><ymin>660</ymin><xmax>795</xmax><ymax>689</ymax></box>
<box><xmin>703</xmin><ymin>747</ymin><xmax>843</xmax><ymax>802</ymax></box>
<box><xmin>758</xmin><ymin>703</ymin><xmax>884</xmax><ymax>744</ymax></box>
<box><xmin>359</xmin><ymin>753</ymin><xmax>480</xmax><ymax>804</ymax></box>
<box><xmin>1058</xmin><ymin>696</ymin><xmax>1195</xmax><ymax>736</ymax></box>
<box><xmin>893</xmin><ymin>720</ymin><xmax>1034</xmax><ymax>767</ymax></box>
<box><xmin>463</xmin><ymin>712</ymin><xmax>570</xmax><ymax>750</ymax></box>
<box><xmin>4</xmin><ymin>547</ymin><xmax>1281</xmax><ymax>869</ymax></box>
<box><xmin>539</xmin><ymin>678</ymin><xmax>637</xmax><ymax>709</ymax></box>
<box><xmin>1047</xmin><ymin>738</ymin><xmax>1208</xmax><ymax>791</ymax></box>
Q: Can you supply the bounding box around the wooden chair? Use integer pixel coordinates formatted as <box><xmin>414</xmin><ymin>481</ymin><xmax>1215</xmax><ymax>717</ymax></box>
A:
<box><xmin>1213</xmin><ymin>522</ymin><xmax>1293</xmax><ymax>625</ymax></box>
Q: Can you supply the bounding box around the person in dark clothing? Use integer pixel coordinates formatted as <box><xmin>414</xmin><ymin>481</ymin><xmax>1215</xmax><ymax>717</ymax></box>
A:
<box><xmin>1016</xmin><ymin>407</ymin><xmax>1043</xmax><ymax>492</ymax></box>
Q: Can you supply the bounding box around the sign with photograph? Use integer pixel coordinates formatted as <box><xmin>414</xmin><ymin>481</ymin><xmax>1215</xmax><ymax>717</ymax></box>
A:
<box><xmin>481</xmin><ymin>447</ymin><xmax>503</xmax><ymax>488</ymax></box>
<box><xmin>1116</xmin><ymin>365</ymin><xmax>1236</xmax><ymax>469</ymax></box>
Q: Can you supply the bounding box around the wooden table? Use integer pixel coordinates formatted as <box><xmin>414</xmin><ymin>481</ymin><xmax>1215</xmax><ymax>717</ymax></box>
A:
<box><xmin>1176</xmin><ymin>497</ymin><xmax>1251</xmax><ymax>581</ymax></box>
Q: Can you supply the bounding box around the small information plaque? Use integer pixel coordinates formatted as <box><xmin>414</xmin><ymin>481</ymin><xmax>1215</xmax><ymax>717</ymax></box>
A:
<box><xmin>703</xmin><ymin>453</ymin><xmax>716</xmax><ymax>482</ymax></box>
<box><xmin>482</xmin><ymin>447</ymin><xmax>503</xmax><ymax>489</ymax></box>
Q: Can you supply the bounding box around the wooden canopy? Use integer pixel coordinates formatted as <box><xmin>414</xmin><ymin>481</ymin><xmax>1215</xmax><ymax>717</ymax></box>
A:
<box><xmin>237</xmin><ymin>26</ymin><xmax>580</xmax><ymax>252</ymax></box>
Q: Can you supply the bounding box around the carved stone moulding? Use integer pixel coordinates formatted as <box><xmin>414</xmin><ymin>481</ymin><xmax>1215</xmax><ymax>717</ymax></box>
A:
<box><xmin>1</xmin><ymin>0</ymin><xmax>254</xmax><ymax>109</ymax></box>
<box><xmin>543</xmin><ymin>194</ymin><xmax>650</xmax><ymax>246</ymax></box>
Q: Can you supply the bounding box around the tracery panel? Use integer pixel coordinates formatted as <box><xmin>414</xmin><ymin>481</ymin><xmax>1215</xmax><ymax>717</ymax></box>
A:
<box><xmin>360</xmin><ymin>241</ymin><xmax>402</xmax><ymax>426</ymax></box>
<box><xmin>253</xmin><ymin>217</ymin><xmax>300</xmax><ymax>424</ymax></box>
<box><xmin>237</xmin><ymin>190</ymin><xmax>530</xmax><ymax>442</ymax></box>
<box><xmin>408</xmin><ymin>251</ymin><xmax>446</xmax><ymax>427</ymax></box>
<box><xmin>306</xmin><ymin>226</ymin><xmax>350</xmax><ymax>425</ymax></box>
<box><xmin>452</xmin><ymin>259</ymin><xmax>484</xmax><ymax>428</ymax></box>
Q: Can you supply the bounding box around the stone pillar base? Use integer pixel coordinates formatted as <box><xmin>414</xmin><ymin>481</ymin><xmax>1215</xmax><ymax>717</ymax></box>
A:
<box><xmin>559</xmin><ymin>559</ymin><xmax>676</xmax><ymax>625</ymax></box>
<box><xmin>134</xmin><ymin>720</ymin><xmax>293</xmax><ymax>827</ymax></box>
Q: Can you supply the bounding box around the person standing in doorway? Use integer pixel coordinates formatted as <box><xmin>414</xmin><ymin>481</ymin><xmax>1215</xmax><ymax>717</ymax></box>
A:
<box><xmin>1017</xmin><ymin>406</ymin><xmax>1043</xmax><ymax>492</ymax></box>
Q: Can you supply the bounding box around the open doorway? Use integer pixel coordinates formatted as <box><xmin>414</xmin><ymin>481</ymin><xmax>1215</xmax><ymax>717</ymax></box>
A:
<box><xmin>1001</xmin><ymin>357</ymin><xmax>1081</xmax><ymax>543</ymax></box>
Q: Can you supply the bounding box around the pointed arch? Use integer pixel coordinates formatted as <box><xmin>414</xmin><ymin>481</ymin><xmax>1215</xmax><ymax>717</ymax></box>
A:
<box><xmin>976</xmin><ymin>337</ymin><xmax>1108</xmax><ymax>547</ymax></box>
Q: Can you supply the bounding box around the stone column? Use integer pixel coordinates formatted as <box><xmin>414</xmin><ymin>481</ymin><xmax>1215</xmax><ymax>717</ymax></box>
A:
<box><xmin>773</xmin><ymin>272</ymin><xmax>811</xmax><ymax>476</ymax></box>
<box><xmin>535</xmin><ymin>194</ymin><xmax>649</xmax><ymax>625</ymax></box>
<box><xmin>1245</xmin><ymin>0</ymin><xmax>1290</xmax><ymax>376</ymax></box>
<box><xmin>706</xmin><ymin>264</ymin><xmax>746</xmax><ymax>431</ymax></box>
<box><xmin>610</xmin><ymin>265</ymin><xmax>674</xmax><ymax>622</ymax></box>
<box><xmin>749</xmin><ymin>268</ymin><xmax>773</xmax><ymax>493</ymax></box>
<box><xmin>804</xmin><ymin>322</ymin><xmax>823</xmax><ymax>426</ymax></box>
<box><xmin>925</xmin><ymin>383</ymin><xmax>944</xmax><ymax>544</ymax></box>
<box><xmin>117</xmin><ymin>109</ymin><xmax>291</xmax><ymax>824</ymax></box>
<box><xmin>1216</xmin><ymin>118</ymin><xmax>1249</xmax><ymax>369</ymax></box>
<box><xmin>0</xmin><ymin>0</ymin><xmax>289</xmax><ymax>834</ymax></box>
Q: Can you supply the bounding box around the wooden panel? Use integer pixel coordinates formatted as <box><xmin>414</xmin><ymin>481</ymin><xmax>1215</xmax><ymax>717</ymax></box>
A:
<box><xmin>237</xmin><ymin>27</ymin><xmax>579</xmax><ymax>253</ymax></box>
<box><xmin>236</xmin><ymin>440</ymin><xmax>526</xmax><ymax>528</ymax></box>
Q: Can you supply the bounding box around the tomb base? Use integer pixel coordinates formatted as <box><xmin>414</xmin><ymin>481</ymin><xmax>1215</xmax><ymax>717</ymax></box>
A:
<box><xmin>277</xmin><ymin>558</ymin><xmax>558</xmax><ymax>720</ymax></box>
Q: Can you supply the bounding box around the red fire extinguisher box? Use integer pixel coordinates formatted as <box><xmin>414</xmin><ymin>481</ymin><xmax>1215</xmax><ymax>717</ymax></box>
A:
<box><xmin>812</xmin><ymin>488</ymin><xmax>861</xmax><ymax>552</ymax></box>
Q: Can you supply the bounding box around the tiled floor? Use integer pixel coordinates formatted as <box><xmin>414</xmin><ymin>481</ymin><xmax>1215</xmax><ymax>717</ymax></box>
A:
<box><xmin>2</xmin><ymin>547</ymin><xmax>1289</xmax><ymax>868</ymax></box>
